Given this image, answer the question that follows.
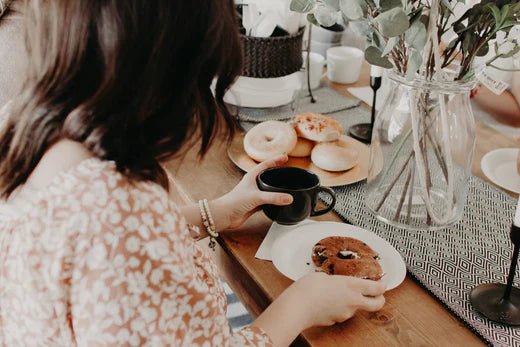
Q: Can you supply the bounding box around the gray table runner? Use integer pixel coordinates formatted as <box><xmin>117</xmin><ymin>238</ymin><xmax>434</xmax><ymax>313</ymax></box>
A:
<box><xmin>236</xmin><ymin>88</ymin><xmax>520</xmax><ymax>346</ymax></box>
<box><xmin>234</xmin><ymin>86</ymin><xmax>361</xmax><ymax>123</ymax></box>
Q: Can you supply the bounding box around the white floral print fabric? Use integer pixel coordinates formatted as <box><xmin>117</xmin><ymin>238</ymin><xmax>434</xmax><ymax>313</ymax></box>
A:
<box><xmin>0</xmin><ymin>158</ymin><xmax>273</xmax><ymax>346</ymax></box>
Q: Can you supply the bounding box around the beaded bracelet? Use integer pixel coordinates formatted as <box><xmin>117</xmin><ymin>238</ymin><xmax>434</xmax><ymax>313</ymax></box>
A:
<box><xmin>199</xmin><ymin>199</ymin><xmax>218</xmax><ymax>250</ymax></box>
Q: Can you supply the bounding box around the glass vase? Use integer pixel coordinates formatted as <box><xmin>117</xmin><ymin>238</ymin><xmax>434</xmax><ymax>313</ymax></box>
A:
<box><xmin>365</xmin><ymin>72</ymin><xmax>477</xmax><ymax>230</ymax></box>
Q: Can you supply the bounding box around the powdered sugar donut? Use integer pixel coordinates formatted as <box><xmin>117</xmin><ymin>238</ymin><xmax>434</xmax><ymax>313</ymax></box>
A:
<box><xmin>294</xmin><ymin>112</ymin><xmax>344</xmax><ymax>142</ymax></box>
<box><xmin>244</xmin><ymin>120</ymin><xmax>297</xmax><ymax>162</ymax></box>
<box><xmin>311</xmin><ymin>138</ymin><xmax>358</xmax><ymax>172</ymax></box>
<box><xmin>289</xmin><ymin>137</ymin><xmax>315</xmax><ymax>157</ymax></box>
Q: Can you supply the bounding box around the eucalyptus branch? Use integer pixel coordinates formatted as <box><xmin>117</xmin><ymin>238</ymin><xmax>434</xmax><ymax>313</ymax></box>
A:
<box><xmin>487</xmin><ymin>64</ymin><xmax>520</xmax><ymax>72</ymax></box>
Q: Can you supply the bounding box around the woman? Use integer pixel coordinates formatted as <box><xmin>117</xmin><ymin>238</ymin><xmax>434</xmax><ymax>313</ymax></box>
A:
<box><xmin>0</xmin><ymin>1</ymin><xmax>385</xmax><ymax>346</ymax></box>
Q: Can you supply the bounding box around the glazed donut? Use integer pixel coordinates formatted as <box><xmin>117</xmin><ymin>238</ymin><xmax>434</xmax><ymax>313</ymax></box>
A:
<box><xmin>293</xmin><ymin>112</ymin><xmax>343</xmax><ymax>142</ymax></box>
<box><xmin>312</xmin><ymin>236</ymin><xmax>383</xmax><ymax>280</ymax></box>
<box><xmin>243</xmin><ymin>120</ymin><xmax>297</xmax><ymax>162</ymax></box>
<box><xmin>311</xmin><ymin>138</ymin><xmax>358</xmax><ymax>172</ymax></box>
<box><xmin>289</xmin><ymin>137</ymin><xmax>315</xmax><ymax>157</ymax></box>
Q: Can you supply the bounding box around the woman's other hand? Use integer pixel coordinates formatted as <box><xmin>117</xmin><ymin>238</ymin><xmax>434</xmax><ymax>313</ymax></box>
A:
<box><xmin>252</xmin><ymin>272</ymin><xmax>386</xmax><ymax>346</ymax></box>
<box><xmin>212</xmin><ymin>154</ymin><xmax>293</xmax><ymax>230</ymax></box>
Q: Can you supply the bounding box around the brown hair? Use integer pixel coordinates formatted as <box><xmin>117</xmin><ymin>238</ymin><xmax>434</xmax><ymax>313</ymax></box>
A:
<box><xmin>0</xmin><ymin>0</ymin><xmax>241</xmax><ymax>198</ymax></box>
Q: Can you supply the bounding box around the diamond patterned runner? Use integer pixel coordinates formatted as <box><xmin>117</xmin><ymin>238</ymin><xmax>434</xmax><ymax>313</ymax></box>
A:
<box><xmin>322</xmin><ymin>178</ymin><xmax>518</xmax><ymax>347</ymax></box>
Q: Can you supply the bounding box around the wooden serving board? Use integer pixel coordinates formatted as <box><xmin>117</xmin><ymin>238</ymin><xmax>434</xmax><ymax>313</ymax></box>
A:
<box><xmin>227</xmin><ymin>133</ymin><xmax>370</xmax><ymax>187</ymax></box>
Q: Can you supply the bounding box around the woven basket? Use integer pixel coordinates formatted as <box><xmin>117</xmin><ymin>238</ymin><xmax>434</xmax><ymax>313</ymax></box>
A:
<box><xmin>240</xmin><ymin>27</ymin><xmax>305</xmax><ymax>78</ymax></box>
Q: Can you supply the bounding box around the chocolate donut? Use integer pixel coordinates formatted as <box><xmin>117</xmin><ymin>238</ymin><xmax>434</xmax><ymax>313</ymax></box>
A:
<box><xmin>312</xmin><ymin>236</ymin><xmax>383</xmax><ymax>280</ymax></box>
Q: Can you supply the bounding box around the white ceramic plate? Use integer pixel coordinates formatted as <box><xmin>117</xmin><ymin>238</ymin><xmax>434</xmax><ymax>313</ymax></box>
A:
<box><xmin>271</xmin><ymin>222</ymin><xmax>407</xmax><ymax>291</ymax></box>
<box><xmin>481</xmin><ymin>148</ymin><xmax>520</xmax><ymax>194</ymax></box>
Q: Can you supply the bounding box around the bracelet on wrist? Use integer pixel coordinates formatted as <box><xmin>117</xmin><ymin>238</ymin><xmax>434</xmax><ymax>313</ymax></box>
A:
<box><xmin>199</xmin><ymin>199</ymin><xmax>219</xmax><ymax>250</ymax></box>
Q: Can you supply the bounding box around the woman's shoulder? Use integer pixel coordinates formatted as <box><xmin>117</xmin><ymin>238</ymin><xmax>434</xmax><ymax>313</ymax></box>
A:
<box><xmin>43</xmin><ymin>158</ymin><xmax>186</xmax><ymax>236</ymax></box>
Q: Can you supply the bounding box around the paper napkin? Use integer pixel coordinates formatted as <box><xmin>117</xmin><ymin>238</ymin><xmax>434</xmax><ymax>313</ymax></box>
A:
<box><xmin>255</xmin><ymin>219</ymin><xmax>315</xmax><ymax>261</ymax></box>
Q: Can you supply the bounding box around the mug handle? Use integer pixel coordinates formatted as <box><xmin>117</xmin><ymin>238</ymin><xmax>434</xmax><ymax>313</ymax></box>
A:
<box><xmin>311</xmin><ymin>186</ymin><xmax>336</xmax><ymax>217</ymax></box>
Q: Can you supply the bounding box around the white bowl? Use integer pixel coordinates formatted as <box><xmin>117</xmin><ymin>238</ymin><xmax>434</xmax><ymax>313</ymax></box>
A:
<box><xmin>224</xmin><ymin>72</ymin><xmax>303</xmax><ymax>108</ymax></box>
<box><xmin>312</xmin><ymin>23</ymin><xmax>345</xmax><ymax>43</ymax></box>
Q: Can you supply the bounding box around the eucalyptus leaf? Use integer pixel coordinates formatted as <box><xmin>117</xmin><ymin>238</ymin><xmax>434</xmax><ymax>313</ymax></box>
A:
<box><xmin>406</xmin><ymin>50</ymin><xmax>423</xmax><ymax>80</ymax></box>
<box><xmin>500</xmin><ymin>4</ymin><xmax>510</xmax><ymax>23</ymax></box>
<box><xmin>375</xmin><ymin>7</ymin><xmax>409</xmax><ymax>37</ymax></box>
<box><xmin>501</xmin><ymin>20</ymin><xmax>520</xmax><ymax>30</ymax></box>
<box><xmin>365</xmin><ymin>46</ymin><xmax>394</xmax><ymax>68</ymax></box>
<box><xmin>380</xmin><ymin>0</ymin><xmax>402</xmax><ymax>12</ymax></box>
<box><xmin>339</xmin><ymin>0</ymin><xmax>365</xmax><ymax>20</ymax></box>
<box><xmin>440</xmin><ymin>0</ymin><xmax>454</xmax><ymax>15</ymax></box>
<box><xmin>447</xmin><ymin>37</ymin><xmax>459</xmax><ymax>50</ymax></box>
<box><xmin>307</xmin><ymin>13</ymin><xmax>319</xmax><ymax>26</ymax></box>
<box><xmin>462</xmin><ymin>32</ymin><xmax>474</xmax><ymax>55</ymax></box>
<box><xmin>314</xmin><ymin>4</ymin><xmax>338</xmax><ymax>27</ymax></box>
<box><xmin>405</xmin><ymin>19</ymin><xmax>427</xmax><ymax>51</ymax></box>
<box><xmin>408</xmin><ymin>7</ymin><xmax>423</xmax><ymax>25</ymax></box>
<box><xmin>290</xmin><ymin>0</ymin><xmax>316</xmax><ymax>13</ymax></box>
<box><xmin>382</xmin><ymin>36</ymin><xmax>398</xmax><ymax>56</ymax></box>
<box><xmin>323</xmin><ymin>0</ymin><xmax>340</xmax><ymax>11</ymax></box>
<box><xmin>485</xmin><ymin>4</ymin><xmax>501</xmax><ymax>25</ymax></box>
<box><xmin>349</xmin><ymin>19</ymin><xmax>373</xmax><ymax>38</ymax></box>
<box><xmin>476</xmin><ymin>43</ymin><xmax>489</xmax><ymax>57</ymax></box>
<box><xmin>372</xmin><ymin>31</ymin><xmax>386</xmax><ymax>51</ymax></box>
<box><xmin>453</xmin><ymin>22</ymin><xmax>465</xmax><ymax>34</ymax></box>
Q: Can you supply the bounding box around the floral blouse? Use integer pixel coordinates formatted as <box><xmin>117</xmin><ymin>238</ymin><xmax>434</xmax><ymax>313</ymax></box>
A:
<box><xmin>0</xmin><ymin>158</ymin><xmax>273</xmax><ymax>346</ymax></box>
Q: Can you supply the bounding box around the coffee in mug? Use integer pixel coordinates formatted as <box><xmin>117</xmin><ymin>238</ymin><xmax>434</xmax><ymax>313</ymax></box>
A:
<box><xmin>256</xmin><ymin>167</ymin><xmax>336</xmax><ymax>225</ymax></box>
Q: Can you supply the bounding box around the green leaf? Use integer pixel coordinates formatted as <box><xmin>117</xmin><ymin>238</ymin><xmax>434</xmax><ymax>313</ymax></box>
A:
<box><xmin>447</xmin><ymin>37</ymin><xmax>459</xmax><ymax>50</ymax></box>
<box><xmin>440</xmin><ymin>0</ymin><xmax>454</xmax><ymax>15</ymax></box>
<box><xmin>375</xmin><ymin>7</ymin><xmax>410</xmax><ymax>37</ymax></box>
<box><xmin>314</xmin><ymin>4</ymin><xmax>338</xmax><ymax>27</ymax></box>
<box><xmin>339</xmin><ymin>0</ymin><xmax>365</xmax><ymax>20</ymax></box>
<box><xmin>365</xmin><ymin>46</ymin><xmax>394</xmax><ymax>68</ymax></box>
<box><xmin>380</xmin><ymin>0</ymin><xmax>402</xmax><ymax>12</ymax></box>
<box><xmin>349</xmin><ymin>19</ymin><xmax>373</xmax><ymax>39</ymax></box>
<box><xmin>406</xmin><ymin>50</ymin><xmax>422</xmax><ymax>80</ymax></box>
<box><xmin>453</xmin><ymin>22</ymin><xmax>465</xmax><ymax>34</ymax></box>
<box><xmin>307</xmin><ymin>13</ymin><xmax>319</xmax><ymax>26</ymax></box>
<box><xmin>372</xmin><ymin>31</ymin><xmax>386</xmax><ymax>51</ymax></box>
<box><xmin>500</xmin><ymin>4</ymin><xmax>510</xmax><ymax>23</ymax></box>
<box><xmin>485</xmin><ymin>4</ymin><xmax>502</xmax><ymax>25</ymax></box>
<box><xmin>476</xmin><ymin>43</ymin><xmax>489</xmax><ymax>57</ymax></box>
<box><xmin>323</xmin><ymin>0</ymin><xmax>340</xmax><ymax>11</ymax></box>
<box><xmin>500</xmin><ymin>20</ymin><xmax>520</xmax><ymax>30</ymax></box>
<box><xmin>382</xmin><ymin>36</ymin><xmax>398</xmax><ymax>56</ymax></box>
<box><xmin>290</xmin><ymin>0</ymin><xmax>315</xmax><ymax>13</ymax></box>
<box><xmin>405</xmin><ymin>19</ymin><xmax>427</xmax><ymax>51</ymax></box>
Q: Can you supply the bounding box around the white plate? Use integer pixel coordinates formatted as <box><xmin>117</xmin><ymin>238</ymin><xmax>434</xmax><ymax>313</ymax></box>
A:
<box><xmin>271</xmin><ymin>222</ymin><xmax>407</xmax><ymax>291</ymax></box>
<box><xmin>481</xmin><ymin>148</ymin><xmax>520</xmax><ymax>194</ymax></box>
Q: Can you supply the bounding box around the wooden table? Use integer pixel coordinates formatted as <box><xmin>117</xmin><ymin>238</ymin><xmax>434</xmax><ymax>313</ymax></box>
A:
<box><xmin>165</xmin><ymin>65</ymin><xmax>519</xmax><ymax>346</ymax></box>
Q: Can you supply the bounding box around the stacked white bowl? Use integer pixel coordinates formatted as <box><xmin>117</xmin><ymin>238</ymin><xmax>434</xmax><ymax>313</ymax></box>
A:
<box><xmin>310</xmin><ymin>23</ymin><xmax>344</xmax><ymax>58</ymax></box>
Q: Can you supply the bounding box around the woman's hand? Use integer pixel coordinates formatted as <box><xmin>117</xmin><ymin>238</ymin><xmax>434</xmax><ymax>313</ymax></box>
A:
<box><xmin>211</xmin><ymin>154</ymin><xmax>293</xmax><ymax>230</ymax></box>
<box><xmin>290</xmin><ymin>272</ymin><xmax>386</xmax><ymax>327</ymax></box>
<box><xmin>252</xmin><ymin>272</ymin><xmax>386</xmax><ymax>346</ymax></box>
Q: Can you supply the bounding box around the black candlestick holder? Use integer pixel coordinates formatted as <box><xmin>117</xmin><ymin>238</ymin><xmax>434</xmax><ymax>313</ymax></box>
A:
<box><xmin>470</xmin><ymin>223</ymin><xmax>520</xmax><ymax>326</ymax></box>
<box><xmin>349</xmin><ymin>75</ymin><xmax>382</xmax><ymax>144</ymax></box>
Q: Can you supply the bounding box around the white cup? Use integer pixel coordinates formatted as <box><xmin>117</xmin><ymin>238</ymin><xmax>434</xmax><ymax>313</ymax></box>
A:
<box><xmin>310</xmin><ymin>40</ymin><xmax>340</xmax><ymax>58</ymax></box>
<box><xmin>326</xmin><ymin>46</ymin><xmax>364</xmax><ymax>84</ymax></box>
<box><xmin>302</xmin><ymin>52</ymin><xmax>325</xmax><ymax>90</ymax></box>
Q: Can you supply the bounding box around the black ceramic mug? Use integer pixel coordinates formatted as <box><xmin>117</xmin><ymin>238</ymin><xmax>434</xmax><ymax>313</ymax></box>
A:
<box><xmin>256</xmin><ymin>167</ymin><xmax>336</xmax><ymax>225</ymax></box>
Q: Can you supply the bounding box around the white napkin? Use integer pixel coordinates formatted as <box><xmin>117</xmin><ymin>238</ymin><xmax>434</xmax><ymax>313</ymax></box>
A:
<box><xmin>255</xmin><ymin>219</ymin><xmax>315</xmax><ymax>261</ymax></box>
<box><xmin>347</xmin><ymin>75</ymin><xmax>391</xmax><ymax>111</ymax></box>
<box><xmin>242</xmin><ymin>0</ymin><xmax>304</xmax><ymax>37</ymax></box>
